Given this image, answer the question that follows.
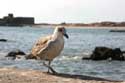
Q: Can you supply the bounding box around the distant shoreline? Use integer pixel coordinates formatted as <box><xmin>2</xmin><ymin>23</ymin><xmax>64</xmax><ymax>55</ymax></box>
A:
<box><xmin>1</xmin><ymin>21</ymin><xmax>125</xmax><ymax>30</ymax></box>
<box><xmin>31</xmin><ymin>24</ymin><xmax>125</xmax><ymax>30</ymax></box>
<box><xmin>30</xmin><ymin>21</ymin><xmax>125</xmax><ymax>29</ymax></box>
<box><xmin>33</xmin><ymin>21</ymin><xmax>125</xmax><ymax>27</ymax></box>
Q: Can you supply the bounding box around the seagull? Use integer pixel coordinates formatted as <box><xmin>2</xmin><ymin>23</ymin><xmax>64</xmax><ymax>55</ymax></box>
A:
<box><xmin>26</xmin><ymin>26</ymin><xmax>69</xmax><ymax>73</ymax></box>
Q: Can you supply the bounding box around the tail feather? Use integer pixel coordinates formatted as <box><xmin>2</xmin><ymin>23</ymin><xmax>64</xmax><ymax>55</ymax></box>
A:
<box><xmin>25</xmin><ymin>53</ymin><xmax>37</xmax><ymax>59</ymax></box>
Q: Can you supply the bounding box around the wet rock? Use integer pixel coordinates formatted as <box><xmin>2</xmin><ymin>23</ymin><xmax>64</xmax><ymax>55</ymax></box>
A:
<box><xmin>6</xmin><ymin>49</ymin><xmax>26</xmax><ymax>60</ymax></box>
<box><xmin>0</xmin><ymin>39</ymin><xmax>7</xmax><ymax>42</ymax></box>
<box><xmin>110</xmin><ymin>30</ymin><xmax>125</xmax><ymax>32</ymax></box>
<box><xmin>111</xmin><ymin>48</ymin><xmax>124</xmax><ymax>60</ymax></box>
<box><xmin>90</xmin><ymin>47</ymin><xmax>113</xmax><ymax>60</ymax></box>
<box><xmin>82</xmin><ymin>47</ymin><xmax>125</xmax><ymax>61</ymax></box>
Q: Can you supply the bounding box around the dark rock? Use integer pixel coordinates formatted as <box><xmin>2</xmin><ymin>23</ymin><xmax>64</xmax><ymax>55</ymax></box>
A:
<box><xmin>6</xmin><ymin>49</ymin><xmax>26</xmax><ymax>60</ymax></box>
<box><xmin>0</xmin><ymin>39</ymin><xmax>7</xmax><ymax>42</ymax></box>
<box><xmin>111</xmin><ymin>48</ymin><xmax>124</xmax><ymax>60</ymax></box>
<box><xmin>82</xmin><ymin>47</ymin><xmax>125</xmax><ymax>61</ymax></box>
<box><xmin>90</xmin><ymin>47</ymin><xmax>113</xmax><ymax>60</ymax></box>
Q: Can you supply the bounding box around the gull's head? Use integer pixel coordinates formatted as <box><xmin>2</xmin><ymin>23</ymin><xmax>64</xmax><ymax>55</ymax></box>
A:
<box><xmin>54</xmin><ymin>26</ymin><xmax>69</xmax><ymax>39</ymax></box>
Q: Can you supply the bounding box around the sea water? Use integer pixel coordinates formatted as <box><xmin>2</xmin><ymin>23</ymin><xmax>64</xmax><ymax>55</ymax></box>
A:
<box><xmin>0</xmin><ymin>26</ymin><xmax>125</xmax><ymax>80</ymax></box>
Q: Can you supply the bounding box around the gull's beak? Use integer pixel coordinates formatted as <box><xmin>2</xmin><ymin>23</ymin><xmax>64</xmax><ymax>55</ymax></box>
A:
<box><xmin>64</xmin><ymin>33</ymin><xmax>69</xmax><ymax>39</ymax></box>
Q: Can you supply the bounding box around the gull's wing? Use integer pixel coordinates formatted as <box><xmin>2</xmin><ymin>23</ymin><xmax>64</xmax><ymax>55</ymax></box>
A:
<box><xmin>36</xmin><ymin>39</ymin><xmax>56</xmax><ymax>59</ymax></box>
<box><xmin>31</xmin><ymin>35</ymin><xmax>52</xmax><ymax>57</ymax></box>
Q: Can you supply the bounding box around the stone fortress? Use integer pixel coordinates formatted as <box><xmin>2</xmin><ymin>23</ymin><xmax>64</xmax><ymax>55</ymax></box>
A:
<box><xmin>0</xmin><ymin>13</ymin><xmax>34</xmax><ymax>26</ymax></box>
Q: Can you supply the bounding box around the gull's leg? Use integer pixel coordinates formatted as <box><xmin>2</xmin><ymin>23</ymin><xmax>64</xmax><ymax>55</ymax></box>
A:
<box><xmin>47</xmin><ymin>61</ymin><xmax>51</xmax><ymax>73</ymax></box>
<box><xmin>43</xmin><ymin>61</ymin><xmax>57</xmax><ymax>74</ymax></box>
<box><xmin>48</xmin><ymin>60</ymin><xmax>57</xmax><ymax>74</ymax></box>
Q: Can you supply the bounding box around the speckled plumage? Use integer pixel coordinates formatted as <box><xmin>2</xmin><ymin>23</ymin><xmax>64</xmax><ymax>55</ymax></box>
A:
<box><xmin>27</xmin><ymin>26</ymin><xmax>68</xmax><ymax>73</ymax></box>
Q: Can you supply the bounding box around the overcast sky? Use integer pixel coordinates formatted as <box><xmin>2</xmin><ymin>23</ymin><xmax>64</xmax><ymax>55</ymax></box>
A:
<box><xmin>0</xmin><ymin>0</ymin><xmax>125</xmax><ymax>23</ymax></box>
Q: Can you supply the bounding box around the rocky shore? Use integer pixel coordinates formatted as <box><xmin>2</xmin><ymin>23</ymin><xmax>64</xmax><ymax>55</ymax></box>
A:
<box><xmin>0</xmin><ymin>68</ymin><xmax>123</xmax><ymax>83</ymax></box>
<box><xmin>32</xmin><ymin>21</ymin><xmax>125</xmax><ymax>28</ymax></box>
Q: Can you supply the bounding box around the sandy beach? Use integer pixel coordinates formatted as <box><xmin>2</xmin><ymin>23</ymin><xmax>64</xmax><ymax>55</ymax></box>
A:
<box><xmin>31</xmin><ymin>24</ymin><xmax>125</xmax><ymax>30</ymax></box>
<box><xmin>0</xmin><ymin>67</ymin><xmax>123</xmax><ymax>83</ymax></box>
